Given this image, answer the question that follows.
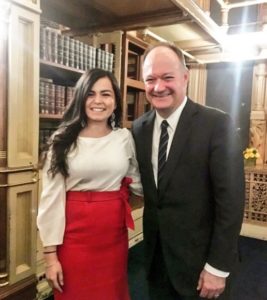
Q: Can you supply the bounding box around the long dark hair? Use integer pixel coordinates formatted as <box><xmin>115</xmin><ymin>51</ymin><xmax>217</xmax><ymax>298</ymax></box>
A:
<box><xmin>43</xmin><ymin>68</ymin><xmax>122</xmax><ymax>178</ymax></box>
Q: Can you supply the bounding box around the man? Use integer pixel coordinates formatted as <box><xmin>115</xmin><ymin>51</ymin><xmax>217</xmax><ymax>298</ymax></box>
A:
<box><xmin>132</xmin><ymin>43</ymin><xmax>245</xmax><ymax>300</ymax></box>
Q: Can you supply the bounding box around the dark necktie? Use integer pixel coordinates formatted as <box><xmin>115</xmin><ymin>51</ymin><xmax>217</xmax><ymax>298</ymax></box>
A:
<box><xmin>158</xmin><ymin>120</ymin><xmax>169</xmax><ymax>187</ymax></box>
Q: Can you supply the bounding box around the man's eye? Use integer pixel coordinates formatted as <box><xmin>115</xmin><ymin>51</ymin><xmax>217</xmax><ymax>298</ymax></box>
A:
<box><xmin>164</xmin><ymin>76</ymin><xmax>174</xmax><ymax>81</ymax></box>
<box><xmin>145</xmin><ymin>78</ymin><xmax>154</xmax><ymax>83</ymax></box>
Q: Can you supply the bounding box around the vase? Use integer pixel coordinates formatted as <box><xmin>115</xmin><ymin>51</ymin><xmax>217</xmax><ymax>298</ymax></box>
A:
<box><xmin>244</xmin><ymin>158</ymin><xmax>256</xmax><ymax>167</ymax></box>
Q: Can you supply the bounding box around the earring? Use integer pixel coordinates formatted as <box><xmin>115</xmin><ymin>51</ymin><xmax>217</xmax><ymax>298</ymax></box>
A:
<box><xmin>110</xmin><ymin>112</ymin><xmax>115</xmax><ymax>129</ymax></box>
<box><xmin>81</xmin><ymin>119</ymin><xmax>86</xmax><ymax>128</ymax></box>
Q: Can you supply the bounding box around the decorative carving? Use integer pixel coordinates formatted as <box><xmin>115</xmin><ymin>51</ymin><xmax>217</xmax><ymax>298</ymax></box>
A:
<box><xmin>245</xmin><ymin>170</ymin><xmax>267</xmax><ymax>226</ymax></box>
<box><xmin>250</xmin><ymin>121</ymin><xmax>264</xmax><ymax>149</ymax></box>
<box><xmin>251</xmin><ymin>63</ymin><xmax>266</xmax><ymax>111</ymax></box>
<box><xmin>249</xmin><ymin>120</ymin><xmax>265</xmax><ymax>164</ymax></box>
<box><xmin>252</xmin><ymin>183</ymin><xmax>267</xmax><ymax>212</ymax></box>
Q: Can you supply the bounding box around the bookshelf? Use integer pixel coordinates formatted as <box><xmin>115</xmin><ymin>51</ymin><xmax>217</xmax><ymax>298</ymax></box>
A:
<box><xmin>121</xmin><ymin>33</ymin><xmax>151</xmax><ymax>128</ymax></box>
<box><xmin>39</xmin><ymin>21</ymin><xmax>115</xmax><ymax>151</ymax></box>
<box><xmin>39</xmin><ymin>60</ymin><xmax>82</xmax><ymax>150</ymax></box>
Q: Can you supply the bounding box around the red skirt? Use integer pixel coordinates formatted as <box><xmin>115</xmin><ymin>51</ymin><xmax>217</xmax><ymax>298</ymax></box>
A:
<box><xmin>54</xmin><ymin>189</ymin><xmax>133</xmax><ymax>300</ymax></box>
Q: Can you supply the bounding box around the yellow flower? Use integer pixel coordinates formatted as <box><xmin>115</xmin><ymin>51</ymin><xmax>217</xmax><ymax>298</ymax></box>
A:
<box><xmin>243</xmin><ymin>147</ymin><xmax>260</xmax><ymax>160</ymax></box>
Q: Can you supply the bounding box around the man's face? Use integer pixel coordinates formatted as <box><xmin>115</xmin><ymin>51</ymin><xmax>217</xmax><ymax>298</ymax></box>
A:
<box><xmin>143</xmin><ymin>46</ymin><xmax>189</xmax><ymax>118</ymax></box>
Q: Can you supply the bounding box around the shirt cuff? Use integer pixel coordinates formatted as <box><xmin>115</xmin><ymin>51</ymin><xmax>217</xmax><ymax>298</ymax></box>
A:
<box><xmin>204</xmin><ymin>263</ymin><xmax>230</xmax><ymax>278</ymax></box>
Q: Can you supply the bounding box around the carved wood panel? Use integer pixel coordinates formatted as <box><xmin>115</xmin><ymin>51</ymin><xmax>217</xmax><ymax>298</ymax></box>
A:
<box><xmin>7</xmin><ymin>5</ymin><xmax>39</xmax><ymax>168</ymax></box>
<box><xmin>8</xmin><ymin>180</ymin><xmax>37</xmax><ymax>284</ymax></box>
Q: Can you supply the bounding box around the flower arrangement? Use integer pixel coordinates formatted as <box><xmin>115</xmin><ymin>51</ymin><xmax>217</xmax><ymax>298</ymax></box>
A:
<box><xmin>243</xmin><ymin>147</ymin><xmax>260</xmax><ymax>160</ymax></box>
<box><xmin>243</xmin><ymin>147</ymin><xmax>260</xmax><ymax>166</ymax></box>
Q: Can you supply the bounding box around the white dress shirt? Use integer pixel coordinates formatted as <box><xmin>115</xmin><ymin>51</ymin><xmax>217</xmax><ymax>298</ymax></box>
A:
<box><xmin>152</xmin><ymin>97</ymin><xmax>187</xmax><ymax>186</ymax></box>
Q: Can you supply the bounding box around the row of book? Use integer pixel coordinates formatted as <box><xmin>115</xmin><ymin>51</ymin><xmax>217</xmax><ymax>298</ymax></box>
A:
<box><xmin>40</xmin><ymin>26</ymin><xmax>114</xmax><ymax>72</ymax></box>
<box><xmin>39</xmin><ymin>77</ymin><xmax>75</xmax><ymax>115</ymax></box>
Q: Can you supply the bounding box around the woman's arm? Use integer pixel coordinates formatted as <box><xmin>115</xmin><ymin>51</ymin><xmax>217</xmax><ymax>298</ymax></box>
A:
<box><xmin>37</xmin><ymin>152</ymin><xmax>67</xmax><ymax>292</ymax></box>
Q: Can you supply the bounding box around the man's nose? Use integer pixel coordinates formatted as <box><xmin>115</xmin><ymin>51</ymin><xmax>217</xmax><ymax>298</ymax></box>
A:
<box><xmin>154</xmin><ymin>79</ymin><xmax>165</xmax><ymax>92</ymax></box>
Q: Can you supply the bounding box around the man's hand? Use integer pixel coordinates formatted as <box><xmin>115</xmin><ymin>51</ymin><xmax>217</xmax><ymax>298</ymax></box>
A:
<box><xmin>197</xmin><ymin>269</ymin><xmax>226</xmax><ymax>299</ymax></box>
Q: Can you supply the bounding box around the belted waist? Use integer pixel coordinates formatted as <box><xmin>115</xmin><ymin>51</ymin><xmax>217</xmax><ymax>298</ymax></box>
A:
<box><xmin>66</xmin><ymin>190</ymin><xmax>121</xmax><ymax>202</ymax></box>
<box><xmin>66</xmin><ymin>188</ymin><xmax>134</xmax><ymax>230</ymax></box>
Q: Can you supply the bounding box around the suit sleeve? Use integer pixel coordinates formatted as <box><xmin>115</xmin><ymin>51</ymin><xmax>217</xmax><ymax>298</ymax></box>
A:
<box><xmin>207</xmin><ymin>112</ymin><xmax>245</xmax><ymax>272</ymax></box>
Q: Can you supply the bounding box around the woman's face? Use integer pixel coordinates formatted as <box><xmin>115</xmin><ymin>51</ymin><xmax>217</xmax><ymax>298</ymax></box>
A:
<box><xmin>85</xmin><ymin>77</ymin><xmax>116</xmax><ymax>125</ymax></box>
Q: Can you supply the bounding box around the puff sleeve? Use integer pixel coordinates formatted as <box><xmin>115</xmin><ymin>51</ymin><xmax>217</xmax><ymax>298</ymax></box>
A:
<box><xmin>37</xmin><ymin>152</ymin><xmax>66</xmax><ymax>246</ymax></box>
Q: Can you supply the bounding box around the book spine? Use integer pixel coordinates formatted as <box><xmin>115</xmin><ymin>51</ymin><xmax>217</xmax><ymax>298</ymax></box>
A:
<box><xmin>63</xmin><ymin>36</ymin><xmax>70</xmax><ymax>67</ymax></box>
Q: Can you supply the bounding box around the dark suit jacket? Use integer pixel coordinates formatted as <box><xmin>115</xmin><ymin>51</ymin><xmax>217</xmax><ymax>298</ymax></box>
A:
<box><xmin>132</xmin><ymin>99</ymin><xmax>245</xmax><ymax>295</ymax></box>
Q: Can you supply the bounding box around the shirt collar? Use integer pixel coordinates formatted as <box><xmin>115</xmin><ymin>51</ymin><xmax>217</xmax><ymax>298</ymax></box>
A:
<box><xmin>155</xmin><ymin>96</ymin><xmax>187</xmax><ymax>132</ymax></box>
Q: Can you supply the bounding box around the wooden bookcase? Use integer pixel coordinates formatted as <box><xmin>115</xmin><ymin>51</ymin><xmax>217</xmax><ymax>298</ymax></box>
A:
<box><xmin>121</xmin><ymin>33</ymin><xmax>151</xmax><ymax>128</ymax></box>
<box><xmin>0</xmin><ymin>1</ymin><xmax>40</xmax><ymax>300</ymax></box>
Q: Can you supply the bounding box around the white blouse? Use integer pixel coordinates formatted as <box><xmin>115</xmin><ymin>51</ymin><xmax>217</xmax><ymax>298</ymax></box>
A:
<box><xmin>37</xmin><ymin>128</ymin><xmax>143</xmax><ymax>246</ymax></box>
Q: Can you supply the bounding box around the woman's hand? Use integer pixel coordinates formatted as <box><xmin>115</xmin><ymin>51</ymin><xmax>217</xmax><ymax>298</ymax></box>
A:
<box><xmin>44</xmin><ymin>251</ymin><xmax>64</xmax><ymax>293</ymax></box>
<box><xmin>45</xmin><ymin>259</ymin><xmax>64</xmax><ymax>292</ymax></box>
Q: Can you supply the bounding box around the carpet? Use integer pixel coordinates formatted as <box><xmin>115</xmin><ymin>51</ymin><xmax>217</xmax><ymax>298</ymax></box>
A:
<box><xmin>128</xmin><ymin>236</ymin><xmax>267</xmax><ymax>300</ymax></box>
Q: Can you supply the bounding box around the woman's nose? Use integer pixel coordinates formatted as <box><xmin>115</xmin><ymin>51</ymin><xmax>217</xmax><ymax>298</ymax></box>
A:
<box><xmin>93</xmin><ymin>94</ymin><xmax>102</xmax><ymax>103</ymax></box>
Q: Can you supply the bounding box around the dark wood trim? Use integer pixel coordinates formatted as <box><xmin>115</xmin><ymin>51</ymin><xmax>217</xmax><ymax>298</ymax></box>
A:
<box><xmin>126</xmin><ymin>34</ymin><xmax>148</xmax><ymax>50</ymax></box>
<box><xmin>0</xmin><ymin>275</ymin><xmax>37</xmax><ymax>300</ymax></box>
<box><xmin>41</xmin><ymin>0</ymin><xmax>189</xmax><ymax>36</ymax></box>
<box><xmin>39</xmin><ymin>113</ymin><xmax>63</xmax><ymax>120</ymax></box>
<box><xmin>70</xmin><ymin>9</ymin><xmax>190</xmax><ymax>35</ymax></box>
<box><xmin>40</xmin><ymin>59</ymin><xmax>84</xmax><ymax>74</ymax></box>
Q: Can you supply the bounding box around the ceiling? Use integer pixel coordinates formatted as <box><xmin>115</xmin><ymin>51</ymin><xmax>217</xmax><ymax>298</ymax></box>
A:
<box><xmin>41</xmin><ymin>0</ymin><xmax>267</xmax><ymax>64</ymax></box>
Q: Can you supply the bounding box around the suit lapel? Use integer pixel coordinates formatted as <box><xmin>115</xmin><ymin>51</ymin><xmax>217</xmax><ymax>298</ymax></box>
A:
<box><xmin>158</xmin><ymin>99</ymin><xmax>198</xmax><ymax>195</ymax></box>
<box><xmin>141</xmin><ymin>110</ymin><xmax>157</xmax><ymax>192</ymax></box>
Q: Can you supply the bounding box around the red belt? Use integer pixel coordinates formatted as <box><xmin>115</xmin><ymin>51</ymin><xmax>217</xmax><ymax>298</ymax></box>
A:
<box><xmin>66</xmin><ymin>177</ymin><xmax>134</xmax><ymax>230</ymax></box>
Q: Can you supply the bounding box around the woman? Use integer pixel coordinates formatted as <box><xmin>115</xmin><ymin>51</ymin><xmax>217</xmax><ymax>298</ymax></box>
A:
<box><xmin>37</xmin><ymin>69</ymin><xmax>142</xmax><ymax>300</ymax></box>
